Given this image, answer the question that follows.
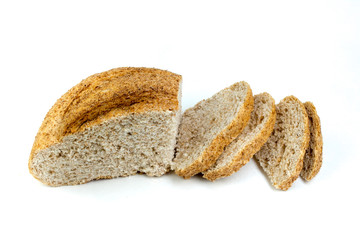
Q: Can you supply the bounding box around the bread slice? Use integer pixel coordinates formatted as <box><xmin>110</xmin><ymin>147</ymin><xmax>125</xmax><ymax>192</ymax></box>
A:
<box><xmin>173</xmin><ymin>82</ymin><xmax>254</xmax><ymax>179</ymax></box>
<box><xmin>29</xmin><ymin>67</ymin><xmax>182</xmax><ymax>186</ymax></box>
<box><xmin>203</xmin><ymin>93</ymin><xmax>276</xmax><ymax>181</ymax></box>
<box><xmin>300</xmin><ymin>102</ymin><xmax>323</xmax><ymax>181</ymax></box>
<box><xmin>254</xmin><ymin>96</ymin><xmax>310</xmax><ymax>191</ymax></box>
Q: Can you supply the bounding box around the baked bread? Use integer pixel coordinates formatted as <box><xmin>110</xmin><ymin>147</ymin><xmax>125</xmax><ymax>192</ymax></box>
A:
<box><xmin>300</xmin><ymin>102</ymin><xmax>323</xmax><ymax>181</ymax></box>
<box><xmin>29</xmin><ymin>67</ymin><xmax>182</xmax><ymax>186</ymax></box>
<box><xmin>173</xmin><ymin>81</ymin><xmax>254</xmax><ymax>179</ymax></box>
<box><xmin>254</xmin><ymin>96</ymin><xmax>310</xmax><ymax>190</ymax></box>
<box><xmin>203</xmin><ymin>93</ymin><xmax>276</xmax><ymax>181</ymax></box>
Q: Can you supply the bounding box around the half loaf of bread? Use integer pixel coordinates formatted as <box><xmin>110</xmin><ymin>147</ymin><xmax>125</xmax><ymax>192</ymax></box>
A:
<box><xmin>173</xmin><ymin>81</ymin><xmax>254</xmax><ymax>179</ymax></box>
<box><xmin>29</xmin><ymin>67</ymin><xmax>182</xmax><ymax>186</ymax></box>
<box><xmin>254</xmin><ymin>96</ymin><xmax>310</xmax><ymax>190</ymax></box>
<box><xmin>203</xmin><ymin>93</ymin><xmax>276</xmax><ymax>181</ymax></box>
<box><xmin>301</xmin><ymin>102</ymin><xmax>323</xmax><ymax>181</ymax></box>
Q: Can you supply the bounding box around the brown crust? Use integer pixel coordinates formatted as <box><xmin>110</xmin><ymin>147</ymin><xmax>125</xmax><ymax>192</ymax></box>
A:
<box><xmin>175</xmin><ymin>83</ymin><xmax>254</xmax><ymax>179</ymax></box>
<box><xmin>300</xmin><ymin>102</ymin><xmax>323</xmax><ymax>181</ymax></box>
<box><xmin>29</xmin><ymin>67</ymin><xmax>181</xmax><ymax>167</ymax></box>
<box><xmin>203</xmin><ymin>93</ymin><xmax>276</xmax><ymax>181</ymax></box>
<box><xmin>276</xmin><ymin>96</ymin><xmax>310</xmax><ymax>191</ymax></box>
<box><xmin>277</xmin><ymin>154</ymin><xmax>304</xmax><ymax>190</ymax></box>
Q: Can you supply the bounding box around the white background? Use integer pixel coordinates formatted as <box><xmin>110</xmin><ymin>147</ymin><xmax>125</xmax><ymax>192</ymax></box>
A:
<box><xmin>1</xmin><ymin>0</ymin><xmax>359</xmax><ymax>239</ymax></box>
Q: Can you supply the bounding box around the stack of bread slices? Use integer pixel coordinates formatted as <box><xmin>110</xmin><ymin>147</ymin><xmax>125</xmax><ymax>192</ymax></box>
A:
<box><xmin>29</xmin><ymin>67</ymin><xmax>323</xmax><ymax>190</ymax></box>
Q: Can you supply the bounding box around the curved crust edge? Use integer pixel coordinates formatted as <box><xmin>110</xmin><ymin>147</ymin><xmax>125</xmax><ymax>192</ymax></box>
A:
<box><xmin>300</xmin><ymin>102</ymin><xmax>323</xmax><ymax>181</ymax></box>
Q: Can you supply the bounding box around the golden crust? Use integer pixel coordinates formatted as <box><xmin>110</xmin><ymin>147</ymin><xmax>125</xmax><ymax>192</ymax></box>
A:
<box><xmin>300</xmin><ymin>102</ymin><xmax>323</xmax><ymax>181</ymax></box>
<box><xmin>175</xmin><ymin>84</ymin><xmax>254</xmax><ymax>179</ymax></box>
<box><xmin>277</xmin><ymin>154</ymin><xmax>304</xmax><ymax>190</ymax></box>
<box><xmin>276</xmin><ymin>96</ymin><xmax>310</xmax><ymax>191</ymax></box>
<box><xmin>203</xmin><ymin>93</ymin><xmax>276</xmax><ymax>181</ymax></box>
<box><xmin>29</xmin><ymin>67</ymin><xmax>182</xmax><ymax>164</ymax></box>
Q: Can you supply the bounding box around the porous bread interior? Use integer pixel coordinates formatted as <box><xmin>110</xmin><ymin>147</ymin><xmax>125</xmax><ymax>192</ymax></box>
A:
<box><xmin>301</xmin><ymin>102</ymin><xmax>323</xmax><ymax>181</ymax></box>
<box><xmin>30</xmin><ymin>111</ymin><xmax>180</xmax><ymax>186</ymax></box>
<box><xmin>173</xmin><ymin>82</ymin><xmax>250</xmax><ymax>172</ymax></box>
<box><xmin>204</xmin><ymin>93</ymin><xmax>275</xmax><ymax>176</ymax></box>
<box><xmin>254</xmin><ymin>96</ymin><xmax>309</xmax><ymax>190</ymax></box>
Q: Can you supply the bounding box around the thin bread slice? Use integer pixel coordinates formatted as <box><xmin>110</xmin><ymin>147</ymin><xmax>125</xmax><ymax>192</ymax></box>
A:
<box><xmin>300</xmin><ymin>102</ymin><xmax>323</xmax><ymax>181</ymax></box>
<box><xmin>173</xmin><ymin>82</ymin><xmax>254</xmax><ymax>179</ymax></box>
<box><xmin>254</xmin><ymin>96</ymin><xmax>310</xmax><ymax>191</ymax></box>
<box><xmin>203</xmin><ymin>93</ymin><xmax>276</xmax><ymax>181</ymax></box>
<box><xmin>29</xmin><ymin>67</ymin><xmax>182</xmax><ymax>186</ymax></box>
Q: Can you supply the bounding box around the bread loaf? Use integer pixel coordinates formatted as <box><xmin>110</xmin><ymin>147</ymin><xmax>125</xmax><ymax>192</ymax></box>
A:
<box><xmin>29</xmin><ymin>69</ymin><xmax>323</xmax><ymax>190</ymax></box>
<box><xmin>29</xmin><ymin>67</ymin><xmax>182</xmax><ymax>186</ymax></box>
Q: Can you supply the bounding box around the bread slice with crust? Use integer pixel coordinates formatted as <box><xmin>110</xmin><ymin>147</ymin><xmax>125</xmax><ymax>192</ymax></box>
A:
<box><xmin>29</xmin><ymin>67</ymin><xmax>182</xmax><ymax>186</ymax></box>
<box><xmin>173</xmin><ymin>81</ymin><xmax>254</xmax><ymax>179</ymax></box>
<box><xmin>203</xmin><ymin>93</ymin><xmax>276</xmax><ymax>181</ymax></box>
<box><xmin>301</xmin><ymin>102</ymin><xmax>323</xmax><ymax>181</ymax></box>
<box><xmin>254</xmin><ymin>96</ymin><xmax>310</xmax><ymax>191</ymax></box>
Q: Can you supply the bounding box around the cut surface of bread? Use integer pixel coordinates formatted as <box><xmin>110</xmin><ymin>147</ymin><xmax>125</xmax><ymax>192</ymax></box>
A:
<box><xmin>173</xmin><ymin>81</ymin><xmax>254</xmax><ymax>179</ymax></box>
<box><xmin>254</xmin><ymin>96</ymin><xmax>310</xmax><ymax>191</ymax></box>
<box><xmin>29</xmin><ymin>67</ymin><xmax>182</xmax><ymax>186</ymax></box>
<box><xmin>203</xmin><ymin>93</ymin><xmax>276</xmax><ymax>181</ymax></box>
<box><xmin>301</xmin><ymin>102</ymin><xmax>323</xmax><ymax>181</ymax></box>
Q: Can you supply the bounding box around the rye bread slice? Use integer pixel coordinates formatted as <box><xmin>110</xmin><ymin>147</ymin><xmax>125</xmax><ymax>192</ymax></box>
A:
<box><xmin>203</xmin><ymin>93</ymin><xmax>276</xmax><ymax>181</ymax></box>
<box><xmin>173</xmin><ymin>81</ymin><xmax>254</xmax><ymax>179</ymax></box>
<box><xmin>300</xmin><ymin>102</ymin><xmax>323</xmax><ymax>181</ymax></box>
<box><xmin>254</xmin><ymin>96</ymin><xmax>310</xmax><ymax>191</ymax></box>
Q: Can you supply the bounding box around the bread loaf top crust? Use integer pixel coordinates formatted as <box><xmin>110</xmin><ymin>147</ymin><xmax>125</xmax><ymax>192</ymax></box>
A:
<box><xmin>29</xmin><ymin>67</ymin><xmax>182</xmax><ymax>160</ymax></box>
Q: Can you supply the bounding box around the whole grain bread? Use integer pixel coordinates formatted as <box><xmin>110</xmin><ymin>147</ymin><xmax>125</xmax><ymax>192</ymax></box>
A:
<box><xmin>254</xmin><ymin>96</ymin><xmax>310</xmax><ymax>191</ymax></box>
<box><xmin>203</xmin><ymin>93</ymin><xmax>276</xmax><ymax>181</ymax></box>
<box><xmin>173</xmin><ymin>82</ymin><xmax>254</xmax><ymax>179</ymax></box>
<box><xmin>29</xmin><ymin>67</ymin><xmax>182</xmax><ymax>186</ymax></box>
<box><xmin>300</xmin><ymin>102</ymin><xmax>323</xmax><ymax>181</ymax></box>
